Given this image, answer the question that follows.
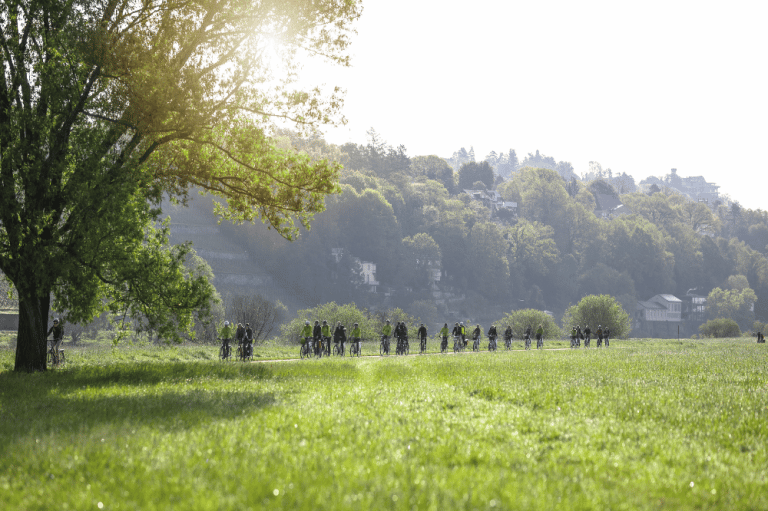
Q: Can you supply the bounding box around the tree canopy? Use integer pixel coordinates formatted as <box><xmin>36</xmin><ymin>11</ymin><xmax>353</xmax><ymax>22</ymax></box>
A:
<box><xmin>1</xmin><ymin>0</ymin><xmax>362</xmax><ymax>371</ymax></box>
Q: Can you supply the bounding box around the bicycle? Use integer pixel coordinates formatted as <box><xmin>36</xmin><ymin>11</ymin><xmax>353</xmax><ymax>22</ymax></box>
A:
<box><xmin>570</xmin><ymin>336</ymin><xmax>577</xmax><ymax>349</ymax></box>
<box><xmin>380</xmin><ymin>335</ymin><xmax>390</xmax><ymax>356</ymax></box>
<box><xmin>472</xmin><ymin>336</ymin><xmax>480</xmax><ymax>352</ymax></box>
<box><xmin>238</xmin><ymin>341</ymin><xmax>253</xmax><ymax>362</ymax></box>
<box><xmin>596</xmin><ymin>337</ymin><xmax>603</xmax><ymax>348</ymax></box>
<box><xmin>524</xmin><ymin>335</ymin><xmax>531</xmax><ymax>350</ymax></box>
<box><xmin>604</xmin><ymin>335</ymin><xmax>610</xmax><ymax>347</ymax></box>
<box><xmin>504</xmin><ymin>336</ymin><xmax>512</xmax><ymax>350</ymax></box>
<box><xmin>584</xmin><ymin>335</ymin><xmax>591</xmax><ymax>348</ymax></box>
<box><xmin>349</xmin><ymin>338</ymin><xmax>361</xmax><ymax>357</ymax></box>
<box><xmin>440</xmin><ymin>336</ymin><xmax>448</xmax><ymax>353</ymax></box>
<box><xmin>536</xmin><ymin>335</ymin><xmax>544</xmax><ymax>350</ymax></box>
<box><xmin>324</xmin><ymin>336</ymin><xmax>331</xmax><ymax>356</ymax></box>
<box><xmin>333</xmin><ymin>341</ymin><xmax>345</xmax><ymax>357</ymax></box>
<box><xmin>219</xmin><ymin>339</ymin><xmax>232</xmax><ymax>361</ymax></box>
<box><xmin>419</xmin><ymin>337</ymin><xmax>427</xmax><ymax>354</ymax></box>
<box><xmin>395</xmin><ymin>336</ymin><xmax>407</xmax><ymax>356</ymax></box>
<box><xmin>453</xmin><ymin>335</ymin><xmax>464</xmax><ymax>353</ymax></box>
<box><xmin>488</xmin><ymin>336</ymin><xmax>497</xmax><ymax>352</ymax></box>
<box><xmin>47</xmin><ymin>339</ymin><xmax>65</xmax><ymax>366</ymax></box>
<box><xmin>299</xmin><ymin>337</ymin><xmax>313</xmax><ymax>359</ymax></box>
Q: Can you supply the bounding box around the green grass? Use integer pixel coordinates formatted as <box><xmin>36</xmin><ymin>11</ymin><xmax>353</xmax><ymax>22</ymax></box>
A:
<box><xmin>0</xmin><ymin>339</ymin><xmax>766</xmax><ymax>510</ymax></box>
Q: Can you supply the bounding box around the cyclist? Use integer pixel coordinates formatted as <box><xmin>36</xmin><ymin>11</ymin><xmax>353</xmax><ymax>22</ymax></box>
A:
<box><xmin>381</xmin><ymin>320</ymin><xmax>392</xmax><ymax>351</ymax></box>
<box><xmin>220</xmin><ymin>320</ymin><xmax>234</xmax><ymax>357</ymax></box>
<box><xmin>333</xmin><ymin>321</ymin><xmax>344</xmax><ymax>355</ymax></box>
<box><xmin>575</xmin><ymin>325</ymin><xmax>583</xmax><ymax>348</ymax></box>
<box><xmin>487</xmin><ymin>324</ymin><xmax>498</xmax><ymax>350</ymax></box>
<box><xmin>535</xmin><ymin>324</ymin><xmax>544</xmax><ymax>348</ymax></box>
<box><xmin>336</xmin><ymin>325</ymin><xmax>347</xmax><ymax>355</ymax></box>
<box><xmin>504</xmin><ymin>325</ymin><xmax>513</xmax><ymax>348</ymax></box>
<box><xmin>47</xmin><ymin>318</ymin><xmax>64</xmax><ymax>361</ymax></box>
<box><xmin>460</xmin><ymin>322</ymin><xmax>467</xmax><ymax>347</ymax></box>
<box><xmin>398</xmin><ymin>322</ymin><xmax>409</xmax><ymax>353</ymax></box>
<box><xmin>584</xmin><ymin>324</ymin><xmax>592</xmax><ymax>348</ymax></box>
<box><xmin>417</xmin><ymin>323</ymin><xmax>428</xmax><ymax>352</ymax></box>
<box><xmin>300</xmin><ymin>320</ymin><xmax>313</xmax><ymax>347</ymax></box>
<box><xmin>570</xmin><ymin>326</ymin><xmax>577</xmax><ymax>349</ymax></box>
<box><xmin>603</xmin><ymin>326</ymin><xmax>610</xmax><ymax>347</ymax></box>
<box><xmin>244</xmin><ymin>323</ymin><xmax>254</xmax><ymax>357</ymax></box>
<box><xmin>321</xmin><ymin>320</ymin><xmax>332</xmax><ymax>355</ymax></box>
<box><xmin>311</xmin><ymin>320</ymin><xmax>321</xmax><ymax>355</ymax></box>
<box><xmin>596</xmin><ymin>325</ymin><xmax>603</xmax><ymax>347</ymax></box>
<box><xmin>439</xmin><ymin>323</ymin><xmax>450</xmax><ymax>351</ymax></box>
<box><xmin>471</xmin><ymin>324</ymin><xmax>482</xmax><ymax>351</ymax></box>
<box><xmin>350</xmin><ymin>323</ymin><xmax>362</xmax><ymax>354</ymax></box>
<box><xmin>235</xmin><ymin>323</ymin><xmax>246</xmax><ymax>356</ymax></box>
<box><xmin>524</xmin><ymin>325</ymin><xmax>532</xmax><ymax>348</ymax></box>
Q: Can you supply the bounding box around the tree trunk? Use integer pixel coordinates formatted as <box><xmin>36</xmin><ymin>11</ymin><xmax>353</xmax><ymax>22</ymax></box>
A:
<box><xmin>14</xmin><ymin>293</ymin><xmax>50</xmax><ymax>372</ymax></box>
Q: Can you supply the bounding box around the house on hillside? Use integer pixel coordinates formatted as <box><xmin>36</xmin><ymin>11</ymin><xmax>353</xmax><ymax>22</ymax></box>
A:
<box><xmin>634</xmin><ymin>294</ymin><xmax>685</xmax><ymax>337</ymax></box>
<box><xmin>331</xmin><ymin>248</ymin><xmax>379</xmax><ymax>292</ymax></box>
<box><xmin>462</xmin><ymin>189</ymin><xmax>518</xmax><ymax>220</ymax></box>
<box><xmin>594</xmin><ymin>194</ymin><xmax>631</xmax><ymax>220</ymax></box>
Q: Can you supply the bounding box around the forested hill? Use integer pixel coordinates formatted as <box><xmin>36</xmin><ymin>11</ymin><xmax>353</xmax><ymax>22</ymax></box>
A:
<box><xmin>169</xmin><ymin>130</ymin><xmax>768</xmax><ymax>330</ymax></box>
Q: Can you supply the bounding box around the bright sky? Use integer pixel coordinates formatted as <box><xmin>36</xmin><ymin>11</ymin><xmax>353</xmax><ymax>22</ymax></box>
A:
<box><xmin>306</xmin><ymin>0</ymin><xmax>768</xmax><ymax>210</ymax></box>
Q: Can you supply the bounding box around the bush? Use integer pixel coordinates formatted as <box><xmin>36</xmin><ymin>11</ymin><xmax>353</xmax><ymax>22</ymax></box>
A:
<box><xmin>699</xmin><ymin>318</ymin><xmax>741</xmax><ymax>338</ymax></box>
<box><xmin>494</xmin><ymin>309</ymin><xmax>561</xmax><ymax>339</ymax></box>
<box><xmin>561</xmin><ymin>294</ymin><xmax>631</xmax><ymax>339</ymax></box>
<box><xmin>281</xmin><ymin>302</ymin><xmax>378</xmax><ymax>344</ymax></box>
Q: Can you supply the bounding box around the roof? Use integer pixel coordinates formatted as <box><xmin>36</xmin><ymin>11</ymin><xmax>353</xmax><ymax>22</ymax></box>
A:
<box><xmin>637</xmin><ymin>300</ymin><xmax>666</xmax><ymax>310</ymax></box>
<box><xmin>655</xmin><ymin>294</ymin><xmax>682</xmax><ymax>303</ymax></box>
<box><xmin>595</xmin><ymin>194</ymin><xmax>623</xmax><ymax>211</ymax></box>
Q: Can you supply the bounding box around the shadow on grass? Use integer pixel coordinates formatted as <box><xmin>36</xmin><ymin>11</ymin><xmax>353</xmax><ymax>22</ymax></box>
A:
<box><xmin>0</xmin><ymin>362</ymin><xmax>276</xmax><ymax>444</ymax></box>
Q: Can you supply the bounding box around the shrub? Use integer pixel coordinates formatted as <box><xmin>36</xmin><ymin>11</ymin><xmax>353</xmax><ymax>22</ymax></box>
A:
<box><xmin>495</xmin><ymin>309</ymin><xmax>561</xmax><ymax>339</ymax></box>
<box><xmin>281</xmin><ymin>302</ymin><xmax>376</xmax><ymax>344</ymax></box>
<box><xmin>699</xmin><ymin>318</ymin><xmax>741</xmax><ymax>338</ymax></box>
<box><xmin>561</xmin><ymin>294</ymin><xmax>631</xmax><ymax>339</ymax></box>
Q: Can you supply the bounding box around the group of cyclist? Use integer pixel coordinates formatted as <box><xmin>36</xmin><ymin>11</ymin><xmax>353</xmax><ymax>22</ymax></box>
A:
<box><xmin>219</xmin><ymin>320</ymin><xmax>256</xmax><ymax>360</ymax></box>
<box><xmin>299</xmin><ymin>319</ymin><xmax>363</xmax><ymax>357</ymax></box>
<box><xmin>568</xmin><ymin>324</ymin><xmax>610</xmax><ymax>348</ymax></box>
<box><xmin>217</xmin><ymin>315</ymin><xmax>613</xmax><ymax>360</ymax></box>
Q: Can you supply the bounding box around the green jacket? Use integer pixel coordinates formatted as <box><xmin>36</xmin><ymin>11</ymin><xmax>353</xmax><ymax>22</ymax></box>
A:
<box><xmin>382</xmin><ymin>324</ymin><xmax>392</xmax><ymax>336</ymax></box>
<box><xmin>351</xmin><ymin>327</ymin><xmax>361</xmax><ymax>338</ymax></box>
<box><xmin>321</xmin><ymin>325</ymin><xmax>331</xmax><ymax>337</ymax></box>
<box><xmin>300</xmin><ymin>325</ymin><xmax>312</xmax><ymax>338</ymax></box>
<box><xmin>220</xmin><ymin>325</ymin><xmax>233</xmax><ymax>340</ymax></box>
<box><xmin>439</xmin><ymin>327</ymin><xmax>449</xmax><ymax>337</ymax></box>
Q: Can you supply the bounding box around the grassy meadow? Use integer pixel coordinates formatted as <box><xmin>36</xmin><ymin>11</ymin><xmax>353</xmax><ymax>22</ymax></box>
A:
<box><xmin>0</xmin><ymin>338</ymin><xmax>766</xmax><ymax>510</ymax></box>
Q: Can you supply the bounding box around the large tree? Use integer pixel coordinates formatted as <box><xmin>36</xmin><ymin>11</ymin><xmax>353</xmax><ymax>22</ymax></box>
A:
<box><xmin>1</xmin><ymin>0</ymin><xmax>362</xmax><ymax>371</ymax></box>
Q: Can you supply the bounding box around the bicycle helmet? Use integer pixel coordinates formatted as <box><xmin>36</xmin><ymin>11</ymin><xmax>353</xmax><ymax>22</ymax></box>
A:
<box><xmin>53</xmin><ymin>318</ymin><xmax>59</xmax><ymax>324</ymax></box>
<box><xmin>305</xmin><ymin>320</ymin><xmax>310</xmax><ymax>325</ymax></box>
<box><xmin>322</xmin><ymin>320</ymin><xmax>327</xmax><ymax>324</ymax></box>
<box><xmin>354</xmin><ymin>323</ymin><xmax>358</xmax><ymax>326</ymax></box>
<box><xmin>224</xmin><ymin>321</ymin><xmax>230</xmax><ymax>327</ymax></box>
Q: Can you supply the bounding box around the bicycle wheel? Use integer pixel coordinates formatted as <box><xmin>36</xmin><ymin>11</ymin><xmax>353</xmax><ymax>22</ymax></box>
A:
<box><xmin>219</xmin><ymin>345</ymin><xmax>226</xmax><ymax>360</ymax></box>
